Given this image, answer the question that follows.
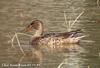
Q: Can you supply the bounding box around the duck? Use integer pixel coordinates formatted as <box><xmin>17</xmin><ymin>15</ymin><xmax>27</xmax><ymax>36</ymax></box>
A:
<box><xmin>24</xmin><ymin>20</ymin><xmax>85</xmax><ymax>47</ymax></box>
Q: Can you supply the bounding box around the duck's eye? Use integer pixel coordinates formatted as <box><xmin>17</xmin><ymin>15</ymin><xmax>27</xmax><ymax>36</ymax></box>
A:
<box><xmin>30</xmin><ymin>23</ymin><xmax>34</xmax><ymax>25</ymax></box>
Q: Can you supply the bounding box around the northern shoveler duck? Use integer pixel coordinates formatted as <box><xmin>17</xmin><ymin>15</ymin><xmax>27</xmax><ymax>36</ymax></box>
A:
<box><xmin>24</xmin><ymin>20</ymin><xmax>84</xmax><ymax>47</ymax></box>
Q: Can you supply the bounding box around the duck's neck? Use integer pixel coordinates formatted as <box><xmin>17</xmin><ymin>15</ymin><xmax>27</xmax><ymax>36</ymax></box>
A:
<box><xmin>34</xmin><ymin>23</ymin><xmax>43</xmax><ymax>37</ymax></box>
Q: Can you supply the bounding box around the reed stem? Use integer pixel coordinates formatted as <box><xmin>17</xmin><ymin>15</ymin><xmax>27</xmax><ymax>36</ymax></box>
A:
<box><xmin>15</xmin><ymin>33</ymin><xmax>25</xmax><ymax>55</ymax></box>
<box><xmin>70</xmin><ymin>11</ymin><xmax>84</xmax><ymax>29</ymax></box>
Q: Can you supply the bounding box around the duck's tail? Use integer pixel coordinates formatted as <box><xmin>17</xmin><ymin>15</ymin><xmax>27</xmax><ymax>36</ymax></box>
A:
<box><xmin>64</xmin><ymin>29</ymin><xmax>85</xmax><ymax>43</ymax></box>
<box><xmin>68</xmin><ymin>29</ymin><xmax>85</xmax><ymax>39</ymax></box>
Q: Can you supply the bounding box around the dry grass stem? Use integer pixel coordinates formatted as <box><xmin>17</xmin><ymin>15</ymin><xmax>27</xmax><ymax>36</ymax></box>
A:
<box><xmin>97</xmin><ymin>0</ymin><xmax>100</xmax><ymax>7</ymax></box>
<box><xmin>64</xmin><ymin>11</ymin><xmax>84</xmax><ymax>32</ymax></box>
<box><xmin>68</xmin><ymin>20</ymin><xmax>71</xmax><ymax>31</ymax></box>
<box><xmin>70</xmin><ymin>11</ymin><xmax>84</xmax><ymax>29</ymax></box>
<box><xmin>15</xmin><ymin>33</ymin><xmax>25</xmax><ymax>55</ymax></box>
<box><xmin>11</xmin><ymin>32</ymin><xmax>33</xmax><ymax>55</ymax></box>
<box><xmin>64</xmin><ymin>11</ymin><xmax>69</xmax><ymax>31</ymax></box>
<box><xmin>88</xmin><ymin>65</ymin><xmax>90</xmax><ymax>68</ymax></box>
<box><xmin>11</xmin><ymin>34</ymin><xmax>16</xmax><ymax>48</ymax></box>
<box><xmin>15</xmin><ymin>33</ymin><xmax>33</xmax><ymax>37</ymax></box>
<box><xmin>99</xmin><ymin>53</ymin><xmax>100</xmax><ymax>57</ymax></box>
<box><xmin>57</xmin><ymin>62</ymin><xmax>67</xmax><ymax>68</ymax></box>
<box><xmin>17</xmin><ymin>55</ymin><xmax>25</xmax><ymax>68</ymax></box>
<box><xmin>57</xmin><ymin>63</ymin><xmax>64</xmax><ymax>68</ymax></box>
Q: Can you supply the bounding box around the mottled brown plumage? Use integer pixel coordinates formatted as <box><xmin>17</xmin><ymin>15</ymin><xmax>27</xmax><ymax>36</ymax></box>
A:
<box><xmin>25</xmin><ymin>20</ymin><xmax>84</xmax><ymax>47</ymax></box>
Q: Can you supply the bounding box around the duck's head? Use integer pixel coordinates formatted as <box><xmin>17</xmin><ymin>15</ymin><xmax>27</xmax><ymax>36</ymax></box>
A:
<box><xmin>25</xmin><ymin>20</ymin><xmax>43</xmax><ymax>32</ymax></box>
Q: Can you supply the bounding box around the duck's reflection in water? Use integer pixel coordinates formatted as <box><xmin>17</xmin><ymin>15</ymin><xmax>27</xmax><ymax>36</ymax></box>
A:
<box><xmin>18</xmin><ymin>44</ymin><xmax>84</xmax><ymax>68</ymax></box>
<box><xmin>39</xmin><ymin>43</ymin><xmax>82</xmax><ymax>52</ymax></box>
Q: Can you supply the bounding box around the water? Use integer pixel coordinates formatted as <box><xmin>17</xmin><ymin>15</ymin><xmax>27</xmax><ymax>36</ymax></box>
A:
<box><xmin>0</xmin><ymin>0</ymin><xmax>100</xmax><ymax>68</ymax></box>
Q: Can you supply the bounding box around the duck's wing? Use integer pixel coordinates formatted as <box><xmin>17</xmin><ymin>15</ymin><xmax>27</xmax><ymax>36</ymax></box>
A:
<box><xmin>43</xmin><ymin>29</ymin><xmax>83</xmax><ymax>38</ymax></box>
<box><xmin>61</xmin><ymin>29</ymin><xmax>83</xmax><ymax>38</ymax></box>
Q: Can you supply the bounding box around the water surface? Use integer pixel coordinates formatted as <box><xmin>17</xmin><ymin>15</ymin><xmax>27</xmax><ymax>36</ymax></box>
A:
<box><xmin>0</xmin><ymin>0</ymin><xmax>100</xmax><ymax>68</ymax></box>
